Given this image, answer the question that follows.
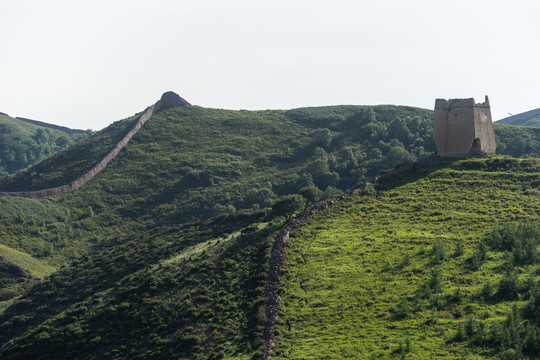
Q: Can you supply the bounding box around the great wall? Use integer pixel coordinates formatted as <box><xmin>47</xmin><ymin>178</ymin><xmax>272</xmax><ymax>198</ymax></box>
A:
<box><xmin>262</xmin><ymin>96</ymin><xmax>497</xmax><ymax>358</ymax></box>
<box><xmin>0</xmin><ymin>93</ymin><xmax>497</xmax><ymax>358</ymax></box>
<box><xmin>0</xmin><ymin>92</ymin><xmax>190</xmax><ymax>199</ymax></box>
<box><xmin>261</xmin><ymin>157</ymin><xmax>427</xmax><ymax>359</ymax></box>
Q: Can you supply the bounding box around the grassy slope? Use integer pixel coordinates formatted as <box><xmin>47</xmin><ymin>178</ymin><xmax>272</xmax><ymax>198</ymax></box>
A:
<box><xmin>273</xmin><ymin>157</ymin><xmax>540</xmax><ymax>359</ymax></box>
<box><xmin>0</xmin><ymin>105</ymin><xmax>437</xmax><ymax>268</ymax></box>
<box><xmin>0</xmin><ymin>100</ymin><xmax>538</xmax><ymax>359</ymax></box>
<box><xmin>497</xmin><ymin>109</ymin><xmax>540</xmax><ymax>127</ymax></box>
<box><xmin>0</xmin><ymin>114</ymin><xmax>88</xmax><ymax>176</ymax></box>
<box><xmin>0</xmin><ymin>113</ymin><xmax>139</xmax><ymax>190</ymax></box>
<box><xmin>0</xmin><ymin>245</ymin><xmax>55</xmax><ymax>279</ymax></box>
<box><xmin>0</xmin><ymin>211</ymin><xmax>276</xmax><ymax>359</ymax></box>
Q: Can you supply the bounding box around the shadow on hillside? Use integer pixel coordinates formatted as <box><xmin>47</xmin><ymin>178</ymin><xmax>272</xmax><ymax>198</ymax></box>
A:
<box><xmin>373</xmin><ymin>156</ymin><xmax>459</xmax><ymax>192</ymax></box>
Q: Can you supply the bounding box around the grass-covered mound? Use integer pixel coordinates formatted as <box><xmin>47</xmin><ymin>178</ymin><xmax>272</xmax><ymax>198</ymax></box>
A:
<box><xmin>0</xmin><ymin>211</ymin><xmax>276</xmax><ymax>359</ymax></box>
<box><xmin>273</xmin><ymin>157</ymin><xmax>540</xmax><ymax>359</ymax></box>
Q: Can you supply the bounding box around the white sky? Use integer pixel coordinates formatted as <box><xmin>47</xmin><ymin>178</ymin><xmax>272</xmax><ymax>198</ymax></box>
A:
<box><xmin>1</xmin><ymin>0</ymin><xmax>539</xmax><ymax>130</ymax></box>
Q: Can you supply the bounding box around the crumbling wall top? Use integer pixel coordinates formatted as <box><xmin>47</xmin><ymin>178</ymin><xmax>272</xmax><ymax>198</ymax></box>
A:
<box><xmin>434</xmin><ymin>96</ymin><xmax>490</xmax><ymax>111</ymax></box>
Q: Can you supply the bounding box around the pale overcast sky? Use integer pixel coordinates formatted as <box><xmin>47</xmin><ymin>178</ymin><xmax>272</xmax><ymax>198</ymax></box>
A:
<box><xmin>1</xmin><ymin>0</ymin><xmax>539</xmax><ymax>130</ymax></box>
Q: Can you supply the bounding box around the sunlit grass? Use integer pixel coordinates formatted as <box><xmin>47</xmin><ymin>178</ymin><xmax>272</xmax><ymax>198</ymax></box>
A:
<box><xmin>0</xmin><ymin>244</ymin><xmax>55</xmax><ymax>278</ymax></box>
<box><xmin>274</xmin><ymin>158</ymin><xmax>540</xmax><ymax>359</ymax></box>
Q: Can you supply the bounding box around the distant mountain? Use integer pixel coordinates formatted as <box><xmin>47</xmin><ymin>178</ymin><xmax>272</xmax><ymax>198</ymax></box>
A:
<box><xmin>15</xmin><ymin>116</ymin><xmax>88</xmax><ymax>135</ymax></box>
<box><xmin>496</xmin><ymin>108</ymin><xmax>540</xmax><ymax>127</ymax></box>
<box><xmin>0</xmin><ymin>113</ymin><xmax>90</xmax><ymax>176</ymax></box>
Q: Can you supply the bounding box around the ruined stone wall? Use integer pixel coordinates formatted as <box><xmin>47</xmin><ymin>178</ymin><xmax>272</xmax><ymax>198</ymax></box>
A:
<box><xmin>261</xmin><ymin>157</ymin><xmax>427</xmax><ymax>359</ymax></box>
<box><xmin>473</xmin><ymin>105</ymin><xmax>496</xmax><ymax>154</ymax></box>
<box><xmin>0</xmin><ymin>104</ymin><xmax>156</xmax><ymax>199</ymax></box>
<box><xmin>0</xmin><ymin>91</ymin><xmax>190</xmax><ymax>199</ymax></box>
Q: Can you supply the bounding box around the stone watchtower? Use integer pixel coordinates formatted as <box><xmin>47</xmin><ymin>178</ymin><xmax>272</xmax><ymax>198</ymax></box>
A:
<box><xmin>433</xmin><ymin>96</ymin><xmax>496</xmax><ymax>157</ymax></box>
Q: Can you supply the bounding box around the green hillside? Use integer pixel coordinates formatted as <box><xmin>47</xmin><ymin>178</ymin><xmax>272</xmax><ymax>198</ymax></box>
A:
<box><xmin>0</xmin><ymin>101</ymin><xmax>538</xmax><ymax>293</ymax></box>
<box><xmin>497</xmin><ymin>109</ymin><xmax>540</xmax><ymax>127</ymax></box>
<box><xmin>494</xmin><ymin>124</ymin><xmax>540</xmax><ymax>158</ymax></box>
<box><xmin>0</xmin><ymin>113</ymin><xmax>89</xmax><ymax>176</ymax></box>
<box><xmin>1</xmin><ymin>157</ymin><xmax>538</xmax><ymax>359</ymax></box>
<box><xmin>273</xmin><ymin>157</ymin><xmax>540</xmax><ymax>359</ymax></box>
<box><xmin>0</xmin><ymin>211</ymin><xmax>274</xmax><ymax>359</ymax></box>
<box><xmin>0</xmin><ymin>98</ymin><xmax>539</xmax><ymax>359</ymax></box>
<box><xmin>0</xmin><ymin>104</ymin><xmax>438</xmax><ymax>268</ymax></box>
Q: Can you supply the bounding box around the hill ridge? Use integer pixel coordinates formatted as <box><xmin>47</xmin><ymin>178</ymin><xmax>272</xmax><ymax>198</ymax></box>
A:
<box><xmin>0</xmin><ymin>104</ymin><xmax>155</xmax><ymax>199</ymax></box>
<box><xmin>15</xmin><ymin>117</ymin><xmax>87</xmax><ymax>134</ymax></box>
<box><xmin>497</xmin><ymin>108</ymin><xmax>540</xmax><ymax>126</ymax></box>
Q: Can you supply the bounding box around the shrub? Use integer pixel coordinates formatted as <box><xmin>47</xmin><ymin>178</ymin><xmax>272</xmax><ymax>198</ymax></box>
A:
<box><xmin>271</xmin><ymin>195</ymin><xmax>305</xmax><ymax>221</ymax></box>
<box><xmin>489</xmin><ymin>222</ymin><xmax>540</xmax><ymax>252</ymax></box>
<box><xmin>480</xmin><ymin>281</ymin><xmax>493</xmax><ymax>300</ymax></box>
<box><xmin>392</xmin><ymin>298</ymin><xmax>410</xmax><ymax>320</ymax></box>
<box><xmin>453</xmin><ymin>238</ymin><xmax>464</xmax><ymax>257</ymax></box>
<box><xmin>298</xmin><ymin>185</ymin><xmax>322</xmax><ymax>209</ymax></box>
<box><xmin>497</xmin><ymin>269</ymin><xmax>521</xmax><ymax>300</ymax></box>
<box><xmin>431</xmin><ymin>241</ymin><xmax>446</xmax><ymax>264</ymax></box>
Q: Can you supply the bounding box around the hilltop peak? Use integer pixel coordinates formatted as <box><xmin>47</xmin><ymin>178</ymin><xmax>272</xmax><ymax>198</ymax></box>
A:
<box><xmin>155</xmin><ymin>91</ymin><xmax>191</xmax><ymax>111</ymax></box>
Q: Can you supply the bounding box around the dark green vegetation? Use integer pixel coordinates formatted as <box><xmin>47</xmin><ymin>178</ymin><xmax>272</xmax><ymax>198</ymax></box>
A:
<box><xmin>494</xmin><ymin>124</ymin><xmax>540</xmax><ymax>158</ymax></box>
<box><xmin>0</xmin><ymin>101</ymin><xmax>539</xmax><ymax>359</ymax></box>
<box><xmin>0</xmin><ymin>211</ymin><xmax>275</xmax><ymax>359</ymax></box>
<box><xmin>0</xmin><ymin>106</ymin><xmax>533</xmax><ymax>272</ymax></box>
<box><xmin>273</xmin><ymin>157</ymin><xmax>540</xmax><ymax>359</ymax></box>
<box><xmin>0</xmin><ymin>103</ymin><xmax>440</xmax><ymax>357</ymax></box>
<box><xmin>0</xmin><ymin>114</ymin><xmax>139</xmax><ymax>190</ymax></box>
<box><xmin>0</xmin><ymin>113</ymin><xmax>89</xmax><ymax>176</ymax></box>
<box><xmin>497</xmin><ymin>109</ymin><xmax>540</xmax><ymax>127</ymax></box>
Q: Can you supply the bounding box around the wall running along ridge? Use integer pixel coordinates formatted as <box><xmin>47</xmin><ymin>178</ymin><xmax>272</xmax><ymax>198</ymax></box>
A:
<box><xmin>261</xmin><ymin>157</ymin><xmax>434</xmax><ymax>359</ymax></box>
<box><xmin>0</xmin><ymin>105</ymin><xmax>155</xmax><ymax>199</ymax></box>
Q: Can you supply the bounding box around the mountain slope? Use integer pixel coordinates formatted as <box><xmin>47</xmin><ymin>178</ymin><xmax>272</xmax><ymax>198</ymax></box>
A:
<box><xmin>0</xmin><ymin>113</ymin><xmax>140</xmax><ymax>191</ymax></box>
<box><xmin>0</xmin><ymin>99</ymin><xmax>538</xmax><ymax>301</ymax></box>
<box><xmin>2</xmin><ymin>157</ymin><xmax>539</xmax><ymax>359</ymax></box>
<box><xmin>494</xmin><ymin>124</ymin><xmax>540</xmax><ymax>158</ymax></box>
<box><xmin>0</xmin><ymin>103</ymin><xmax>437</xmax><ymax>268</ymax></box>
<box><xmin>273</xmin><ymin>157</ymin><xmax>540</xmax><ymax>359</ymax></box>
<box><xmin>497</xmin><ymin>108</ymin><xmax>540</xmax><ymax>127</ymax></box>
<box><xmin>0</xmin><ymin>211</ymin><xmax>274</xmax><ymax>359</ymax></box>
<box><xmin>1</xmin><ymin>96</ymin><xmax>539</xmax><ymax>359</ymax></box>
<box><xmin>0</xmin><ymin>113</ymin><xmax>89</xmax><ymax>176</ymax></box>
